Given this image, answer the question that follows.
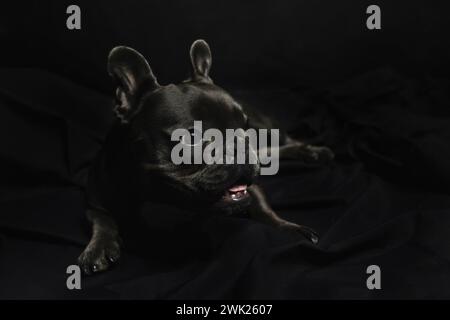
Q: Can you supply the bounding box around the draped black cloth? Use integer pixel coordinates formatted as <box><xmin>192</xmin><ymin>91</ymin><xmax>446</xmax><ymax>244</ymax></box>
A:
<box><xmin>0</xmin><ymin>1</ymin><xmax>449</xmax><ymax>299</ymax></box>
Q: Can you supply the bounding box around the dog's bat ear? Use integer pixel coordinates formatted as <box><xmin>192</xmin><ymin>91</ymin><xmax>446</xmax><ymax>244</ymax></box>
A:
<box><xmin>189</xmin><ymin>39</ymin><xmax>213</xmax><ymax>83</ymax></box>
<box><xmin>108</xmin><ymin>46</ymin><xmax>159</xmax><ymax>94</ymax></box>
<box><xmin>108</xmin><ymin>46</ymin><xmax>159</xmax><ymax>122</ymax></box>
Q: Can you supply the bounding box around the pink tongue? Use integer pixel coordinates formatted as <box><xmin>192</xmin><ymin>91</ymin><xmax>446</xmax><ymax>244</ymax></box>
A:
<box><xmin>228</xmin><ymin>185</ymin><xmax>247</xmax><ymax>193</ymax></box>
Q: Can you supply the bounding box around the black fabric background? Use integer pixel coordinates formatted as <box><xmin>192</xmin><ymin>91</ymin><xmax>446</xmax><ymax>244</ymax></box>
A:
<box><xmin>0</xmin><ymin>1</ymin><xmax>450</xmax><ymax>299</ymax></box>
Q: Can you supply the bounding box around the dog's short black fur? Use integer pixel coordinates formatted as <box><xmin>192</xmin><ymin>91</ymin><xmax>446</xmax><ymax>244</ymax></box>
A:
<box><xmin>78</xmin><ymin>40</ymin><xmax>334</xmax><ymax>274</ymax></box>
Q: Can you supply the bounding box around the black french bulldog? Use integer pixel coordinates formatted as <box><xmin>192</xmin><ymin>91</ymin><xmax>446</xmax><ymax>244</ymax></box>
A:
<box><xmin>78</xmin><ymin>40</ymin><xmax>334</xmax><ymax>274</ymax></box>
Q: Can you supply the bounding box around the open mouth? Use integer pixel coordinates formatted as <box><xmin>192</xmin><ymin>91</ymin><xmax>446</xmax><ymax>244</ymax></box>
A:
<box><xmin>222</xmin><ymin>184</ymin><xmax>249</xmax><ymax>202</ymax></box>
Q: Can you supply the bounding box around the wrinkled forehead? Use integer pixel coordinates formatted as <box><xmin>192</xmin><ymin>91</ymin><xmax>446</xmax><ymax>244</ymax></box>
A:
<box><xmin>138</xmin><ymin>83</ymin><xmax>246</xmax><ymax>131</ymax></box>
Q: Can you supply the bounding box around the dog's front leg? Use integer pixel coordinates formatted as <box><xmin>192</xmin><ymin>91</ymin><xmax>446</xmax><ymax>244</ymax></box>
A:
<box><xmin>247</xmin><ymin>185</ymin><xmax>319</xmax><ymax>244</ymax></box>
<box><xmin>78</xmin><ymin>206</ymin><xmax>121</xmax><ymax>274</ymax></box>
<box><xmin>278</xmin><ymin>137</ymin><xmax>334</xmax><ymax>164</ymax></box>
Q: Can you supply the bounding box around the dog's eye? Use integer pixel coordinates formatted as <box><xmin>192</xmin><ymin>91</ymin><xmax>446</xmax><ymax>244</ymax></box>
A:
<box><xmin>245</xmin><ymin>116</ymin><xmax>250</xmax><ymax>129</ymax></box>
<box><xmin>182</xmin><ymin>128</ymin><xmax>203</xmax><ymax>146</ymax></box>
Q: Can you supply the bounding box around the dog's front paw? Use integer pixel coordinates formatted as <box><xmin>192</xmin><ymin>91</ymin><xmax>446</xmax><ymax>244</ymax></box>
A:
<box><xmin>279</xmin><ymin>222</ymin><xmax>319</xmax><ymax>244</ymax></box>
<box><xmin>78</xmin><ymin>236</ymin><xmax>121</xmax><ymax>275</ymax></box>
<box><xmin>282</xmin><ymin>143</ymin><xmax>334</xmax><ymax>165</ymax></box>
<box><xmin>304</xmin><ymin>145</ymin><xmax>334</xmax><ymax>163</ymax></box>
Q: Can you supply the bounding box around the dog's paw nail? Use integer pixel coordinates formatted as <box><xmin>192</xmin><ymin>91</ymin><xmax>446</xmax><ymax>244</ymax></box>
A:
<box><xmin>296</xmin><ymin>225</ymin><xmax>320</xmax><ymax>244</ymax></box>
<box><xmin>82</xmin><ymin>266</ymin><xmax>91</xmax><ymax>275</ymax></box>
<box><xmin>310</xmin><ymin>233</ymin><xmax>319</xmax><ymax>244</ymax></box>
<box><xmin>280</xmin><ymin>223</ymin><xmax>320</xmax><ymax>244</ymax></box>
<box><xmin>305</xmin><ymin>229</ymin><xmax>319</xmax><ymax>244</ymax></box>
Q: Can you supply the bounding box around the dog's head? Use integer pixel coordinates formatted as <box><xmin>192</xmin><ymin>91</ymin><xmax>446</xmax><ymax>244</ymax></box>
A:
<box><xmin>108</xmin><ymin>40</ymin><xmax>259</xmax><ymax>213</ymax></box>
